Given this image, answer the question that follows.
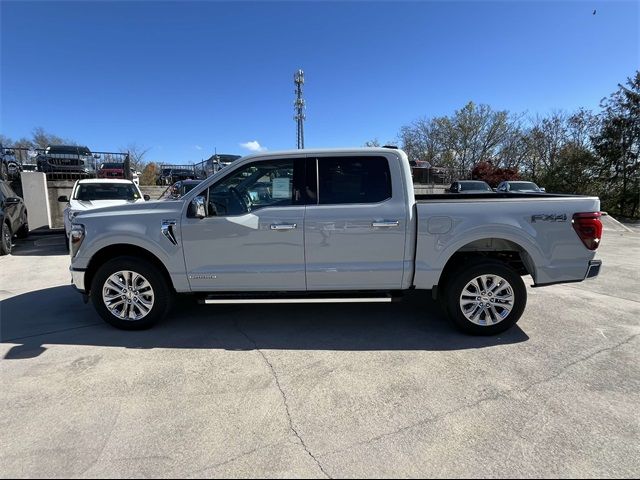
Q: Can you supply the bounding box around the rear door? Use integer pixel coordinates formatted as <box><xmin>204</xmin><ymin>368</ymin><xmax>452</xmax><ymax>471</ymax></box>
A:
<box><xmin>304</xmin><ymin>154</ymin><xmax>408</xmax><ymax>290</ymax></box>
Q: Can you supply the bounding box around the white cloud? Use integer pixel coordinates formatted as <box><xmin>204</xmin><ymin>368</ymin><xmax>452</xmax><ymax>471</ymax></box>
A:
<box><xmin>240</xmin><ymin>140</ymin><xmax>267</xmax><ymax>152</ymax></box>
<box><xmin>194</xmin><ymin>145</ymin><xmax>203</xmax><ymax>151</ymax></box>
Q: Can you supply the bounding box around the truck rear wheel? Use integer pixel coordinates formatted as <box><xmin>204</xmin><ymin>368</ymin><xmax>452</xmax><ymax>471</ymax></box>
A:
<box><xmin>443</xmin><ymin>259</ymin><xmax>526</xmax><ymax>335</ymax></box>
<box><xmin>90</xmin><ymin>256</ymin><xmax>172</xmax><ymax>330</ymax></box>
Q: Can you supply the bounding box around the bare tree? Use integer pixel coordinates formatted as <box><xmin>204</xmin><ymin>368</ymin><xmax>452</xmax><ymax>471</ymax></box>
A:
<box><xmin>121</xmin><ymin>143</ymin><xmax>151</xmax><ymax>172</ymax></box>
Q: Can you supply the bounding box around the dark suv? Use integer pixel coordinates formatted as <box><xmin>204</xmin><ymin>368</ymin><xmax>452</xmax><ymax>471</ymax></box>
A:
<box><xmin>36</xmin><ymin>145</ymin><xmax>95</xmax><ymax>175</ymax></box>
<box><xmin>1</xmin><ymin>143</ymin><xmax>20</xmax><ymax>181</ymax></box>
<box><xmin>0</xmin><ymin>181</ymin><xmax>28</xmax><ymax>255</ymax></box>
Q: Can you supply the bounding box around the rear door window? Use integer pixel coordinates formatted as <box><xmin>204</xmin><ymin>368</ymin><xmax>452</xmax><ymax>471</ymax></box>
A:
<box><xmin>315</xmin><ymin>156</ymin><xmax>391</xmax><ymax>205</ymax></box>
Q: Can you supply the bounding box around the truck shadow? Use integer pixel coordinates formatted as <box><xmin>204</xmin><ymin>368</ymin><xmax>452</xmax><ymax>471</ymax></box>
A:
<box><xmin>10</xmin><ymin>233</ymin><xmax>68</xmax><ymax>257</ymax></box>
<box><xmin>1</xmin><ymin>286</ymin><xmax>529</xmax><ymax>359</ymax></box>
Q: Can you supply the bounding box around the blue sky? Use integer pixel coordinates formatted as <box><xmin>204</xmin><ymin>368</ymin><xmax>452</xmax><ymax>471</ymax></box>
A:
<box><xmin>1</xmin><ymin>1</ymin><xmax>638</xmax><ymax>164</ymax></box>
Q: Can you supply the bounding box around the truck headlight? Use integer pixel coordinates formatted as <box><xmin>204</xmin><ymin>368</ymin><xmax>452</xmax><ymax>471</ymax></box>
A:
<box><xmin>67</xmin><ymin>210</ymin><xmax>78</xmax><ymax>222</ymax></box>
<box><xmin>70</xmin><ymin>224</ymin><xmax>85</xmax><ymax>258</ymax></box>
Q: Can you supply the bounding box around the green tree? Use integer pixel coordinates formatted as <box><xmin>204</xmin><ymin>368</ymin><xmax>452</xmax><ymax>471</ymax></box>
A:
<box><xmin>592</xmin><ymin>71</ymin><xmax>640</xmax><ymax>218</ymax></box>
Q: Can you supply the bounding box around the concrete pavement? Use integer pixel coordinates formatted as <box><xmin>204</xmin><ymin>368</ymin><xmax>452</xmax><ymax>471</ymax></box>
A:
<box><xmin>1</xmin><ymin>226</ymin><xmax>639</xmax><ymax>478</ymax></box>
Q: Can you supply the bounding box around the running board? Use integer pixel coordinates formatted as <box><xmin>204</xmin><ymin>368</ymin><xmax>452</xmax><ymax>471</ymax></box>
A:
<box><xmin>202</xmin><ymin>295</ymin><xmax>394</xmax><ymax>305</ymax></box>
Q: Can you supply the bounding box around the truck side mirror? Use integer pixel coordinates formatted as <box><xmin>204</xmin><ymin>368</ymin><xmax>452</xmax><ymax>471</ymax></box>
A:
<box><xmin>188</xmin><ymin>195</ymin><xmax>207</xmax><ymax>219</ymax></box>
<box><xmin>144</xmin><ymin>194</ymin><xmax>151</xmax><ymax>201</ymax></box>
<box><xmin>540</xmin><ymin>187</ymin><xmax>546</xmax><ymax>192</ymax></box>
<box><xmin>58</xmin><ymin>195</ymin><xmax>69</xmax><ymax>202</ymax></box>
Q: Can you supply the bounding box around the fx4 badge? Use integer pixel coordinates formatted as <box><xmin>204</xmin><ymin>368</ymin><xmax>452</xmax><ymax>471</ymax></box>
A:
<box><xmin>531</xmin><ymin>213</ymin><xmax>567</xmax><ymax>223</ymax></box>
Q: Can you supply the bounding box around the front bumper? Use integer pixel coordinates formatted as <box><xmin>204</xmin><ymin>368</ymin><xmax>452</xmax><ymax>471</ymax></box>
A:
<box><xmin>70</xmin><ymin>268</ymin><xmax>86</xmax><ymax>293</ymax></box>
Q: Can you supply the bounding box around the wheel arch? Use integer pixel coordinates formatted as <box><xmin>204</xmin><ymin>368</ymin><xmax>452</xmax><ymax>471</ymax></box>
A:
<box><xmin>434</xmin><ymin>237</ymin><xmax>537</xmax><ymax>299</ymax></box>
<box><xmin>84</xmin><ymin>244</ymin><xmax>175</xmax><ymax>294</ymax></box>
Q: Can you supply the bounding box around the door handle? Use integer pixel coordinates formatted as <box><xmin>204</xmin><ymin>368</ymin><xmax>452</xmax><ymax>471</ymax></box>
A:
<box><xmin>372</xmin><ymin>220</ymin><xmax>400</xmax><ymax>228</ymax></box>
<box><xmin>270</xmin><ymin>223</ymin><xmax>297</xmax><ymax>231</ymax></box>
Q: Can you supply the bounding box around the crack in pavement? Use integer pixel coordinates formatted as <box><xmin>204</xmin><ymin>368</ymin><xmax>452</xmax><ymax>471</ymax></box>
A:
<box><xmin>318</xmin><ymin>332</ymin><xmax>640</xmax><ymax>459</ymax></box>
<box><xmin>234</xmin><ymin>320</ymin><xmax>331</xmax><ymax>479</ymax></box>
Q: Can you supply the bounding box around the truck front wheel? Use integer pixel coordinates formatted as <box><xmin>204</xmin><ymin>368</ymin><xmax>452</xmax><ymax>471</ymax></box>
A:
<box><xmin>90</xmin><ymin>257</ymin><xmax>172</xmax><ymax>330</ymax></box>
<box><xmin>444</xmin><ymin>260</ymin><xmax>526</xmax><ymax>335</ymax></box>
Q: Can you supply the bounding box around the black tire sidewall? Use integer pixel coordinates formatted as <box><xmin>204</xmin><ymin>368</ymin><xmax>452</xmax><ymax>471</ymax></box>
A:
<box><xmin>1</xmin><ymin>222</ymin><xmax>12</xmax><ymax>255</ymax></box>
<box><xmin>90</xmin><ymin>256</ymin><xmax>171</xmax><ymax>330</ymax></box>
<box><xmin>446</xmin><ymin>260</ymin><xmax>526</xmax><ymax>335</ymax></box>
<box><xmin>16</xmin><ymin>213</ymin><xmax>28</xmax><ymax>239</ymax></box>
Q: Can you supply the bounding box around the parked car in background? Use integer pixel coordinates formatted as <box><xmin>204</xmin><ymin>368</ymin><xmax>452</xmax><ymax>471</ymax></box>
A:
<box><xmin>36</xmin><ymin>145</ymin><xmax>96</xmax><ymax>175</ymax></box>
<box><xmin>448</xmin><ymin>180</ymin><xmax>493</xmax><ymax>193</ymax></box>
<box><xmin>0</xmin><ymin>180</ymin><xmax>29</xmax><ymax>255</ymax></box>
<box><xmin>161</xmin><ymin>180</ymin><xmax>203</xmax><ymax>200</ymax></box>
<box><xmin>496</xmin><ymin>181</ymin><xmax>545</xmax><ymax>193</ymax></box>
<box><xmin>157</xmin><ymin>167</ymin><xmax>198</xmax><ymax>185</ymax></box>
<box><xmin>97</xmin><ymin>162</ymin><xmax>125</xmax><ymax>179</ymax></box>
<box><xmin>59</xmin><ymin>179</ymin><xmax>149</xmax><ymax>247</ymax></box>
<box><xmin>0</xmin><ymin>143</ymin><xmax>20</xmax><ymax>181</ymax></box>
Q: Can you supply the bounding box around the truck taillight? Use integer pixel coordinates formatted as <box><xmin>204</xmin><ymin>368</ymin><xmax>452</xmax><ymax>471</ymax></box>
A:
<box><xmin>572</xmin><ymin>212</ymin><xmax>603</xmax><ymax>250</ymax></box>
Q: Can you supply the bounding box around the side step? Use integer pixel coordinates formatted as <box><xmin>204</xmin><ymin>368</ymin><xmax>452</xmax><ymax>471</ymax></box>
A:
<box><xmin>201</xmin><ymin>292</ymin><xmax>396</xmax><ymax>305</ymax></box>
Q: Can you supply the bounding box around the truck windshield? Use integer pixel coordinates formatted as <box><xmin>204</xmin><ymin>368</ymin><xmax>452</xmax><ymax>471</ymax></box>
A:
<box><xmin>74</xmin><ymin>183</ymin><xmax>139</xmax><ymax>201</ymax></box>
<box><xmin>48</xmin><ymin>146</ymin><xmax>92</xmax><ymax>156</ymax></box>
<box><xmin>460</xmin><ymin>181</ymin><xmax>491</xmax><ymax>191</ymax></box>
<box><xmin>509</xmin><ymin>182</ymin><xmax>540</xmax><ymax>191</ymax></box>
<box><xmin>101</xmin><ymin>163</ymin><xmax>123</xmax><ymax>169</ymax></box>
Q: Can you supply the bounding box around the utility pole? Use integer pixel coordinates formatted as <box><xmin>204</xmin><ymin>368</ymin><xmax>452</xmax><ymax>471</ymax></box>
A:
<box><xmin>294</xmin><ymin>69</ymin><xmax>305</xmax><ymax>149</ymax></box>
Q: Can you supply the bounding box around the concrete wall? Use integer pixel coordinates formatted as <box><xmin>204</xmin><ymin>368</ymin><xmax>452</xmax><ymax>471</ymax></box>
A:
<box><xmin>20</xmin><ymin>172</ymin><xmax>51</xmax><ymax>231</ymax></box>
<box><xmin>46</xmin><ymin>181</ymin><xmax>75</xmax><ymax>229</ymax></box>
<box><xmin>140</xmin><ymin>185</ymin><xmax>168</xmax><ymax>200</ymax></box>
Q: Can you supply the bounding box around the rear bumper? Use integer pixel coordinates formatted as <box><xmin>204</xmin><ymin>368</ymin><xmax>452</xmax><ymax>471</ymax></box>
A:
<box><xmin>533</xmin><ymin>259</ymin><xmax>602</xmax><ymax>288</ymax></box>
<box><xmin>584</xmin><ymin>259</ymin><xmax>602</xmax><ymax>279</ymax></box>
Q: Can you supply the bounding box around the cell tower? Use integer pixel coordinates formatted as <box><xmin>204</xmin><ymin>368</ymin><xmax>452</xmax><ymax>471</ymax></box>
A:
<box><xmin>294</xmin><ymin>69</ymin><xmax>305</xmax><ymax>149</ymax></box>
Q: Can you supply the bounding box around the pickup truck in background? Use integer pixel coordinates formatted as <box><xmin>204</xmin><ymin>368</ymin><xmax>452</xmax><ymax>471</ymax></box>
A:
<box><xmin>97</xmin><ymin>162</ymin><xmax>126</xmax><ymax>179</ymax></box>
<box><xmin>36</xmin><ymin>145</ymin><xmax>96</xmax><ymax>175</ymax></box>
<box><xmin>68</xmin><ymin>148</ymin><xmax>603</xmax><ymax>335</ymax></box>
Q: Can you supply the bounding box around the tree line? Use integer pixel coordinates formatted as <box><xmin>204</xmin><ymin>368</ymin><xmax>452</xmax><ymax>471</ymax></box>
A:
<box><xmin>369</xmin><ymin>71</ymin><xmax>640</xmax><ymax>219</ymax></box>
<box><xmin>4</xmin><ymin>72</ymin><xmax>639</xmax><ymax>217</ymax></box>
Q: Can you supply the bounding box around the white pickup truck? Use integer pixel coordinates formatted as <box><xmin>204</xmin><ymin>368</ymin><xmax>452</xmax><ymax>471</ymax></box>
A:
<box><xmin>68</xmin><ymin>148</ymin><xmax>603</xmax><ymax>335</ymax></box>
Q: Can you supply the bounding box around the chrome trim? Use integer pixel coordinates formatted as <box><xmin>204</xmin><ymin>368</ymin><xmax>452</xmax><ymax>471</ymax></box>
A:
<box><xmin>102</xmin><ymin>270</ymin><xmax>155</xmax><ymax>321</ymax></box>
<box><xmin>161</xmin><ymin>219</ymin><xmax>178</xmax><ymax>245</ymax></box>
<box><xmin>204</xmin><ymin>297</ymin><xmax>392</xmax><ymax>305</ymax></box>
<box><xmin>459</xmin><ymin>274</ymin><xmax>514</xmax><ymax>326</ymax></box>
<box><xmin>270</xmin><ymin>223</ymin><xmax>297</xmax><ymax>230</ymax></box>
<box><xmin>372</xmin><ymin>220</ymin><xmax>400</xmax><ymax>228</ymax></box>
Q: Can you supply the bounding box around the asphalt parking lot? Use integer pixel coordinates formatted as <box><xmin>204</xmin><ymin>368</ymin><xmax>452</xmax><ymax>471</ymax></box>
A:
<box><xmin>1</xmin><ymin>218</ymin><xmax>639</xmax><ymax>478</ymax></box>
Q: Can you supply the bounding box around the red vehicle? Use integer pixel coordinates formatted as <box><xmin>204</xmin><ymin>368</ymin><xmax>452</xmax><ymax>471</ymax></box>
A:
<box><xmin>97</xmin><ymin>162</ymin><xmax>125</xmax><ymax>179</ymax></box>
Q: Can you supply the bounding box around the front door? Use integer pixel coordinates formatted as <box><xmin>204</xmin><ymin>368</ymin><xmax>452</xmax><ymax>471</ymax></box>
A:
<box><xmin>182</xmin><ymin>157</ymin><xmax>307</xmax><ymax>292</ymax></box>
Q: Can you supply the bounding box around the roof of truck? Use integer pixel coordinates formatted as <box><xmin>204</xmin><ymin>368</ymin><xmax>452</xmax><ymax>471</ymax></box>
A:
<box><xmin>75</xmin><ymin>179</ymin><xmax>135</xmax><ymax>185</ymax></box>
<box><xmin>239</xmin><ymin>147</ymin><xmax>404</xmax><ymax>161</ymax></box>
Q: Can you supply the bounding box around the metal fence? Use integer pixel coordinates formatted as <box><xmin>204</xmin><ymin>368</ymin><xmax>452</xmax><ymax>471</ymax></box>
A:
<box><xmin>3</xmin><ymin>147</ymin><xmax>131</xmax><ymax>181</ymax></box>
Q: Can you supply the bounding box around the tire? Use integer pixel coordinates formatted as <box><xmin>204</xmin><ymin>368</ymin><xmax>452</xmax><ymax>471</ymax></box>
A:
<box><xmin>1</xmin><ymin>221</ymin><xmax>12</xmax><ymax>255</ymax></box>
<box><xmin>90</xmin><ymin>256</ymin><xmax>172</xmax><ymax>330</ymax></box>
<box><xmin>443</xmin><ymin>259</ymin><xmax>526</xmax><ymax>335</ymax></box>
<box><xmin>16</xmin><ymin>213</ymin><xmax>29</xmax><ymax>239</ymax></box>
